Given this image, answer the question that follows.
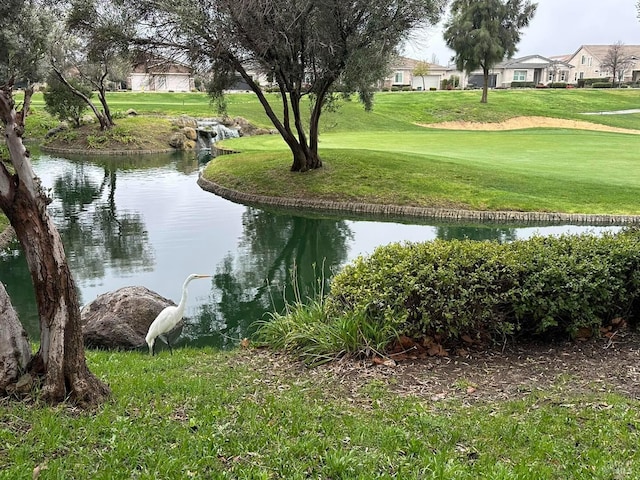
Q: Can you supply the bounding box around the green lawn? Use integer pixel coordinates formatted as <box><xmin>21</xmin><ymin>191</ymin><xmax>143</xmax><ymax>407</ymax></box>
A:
<box><xmin>1</xmin><ymin>348</ymin><xmax>638</xmax><ymax>479</ymax></box>
<box><xmin>207</xmin><ymin>127</ymin><xmax>640</xmax><ymax>214</ymax></box>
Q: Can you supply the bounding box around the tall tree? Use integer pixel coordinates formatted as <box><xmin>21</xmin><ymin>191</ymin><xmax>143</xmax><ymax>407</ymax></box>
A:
<box><xmin>0</xmin><ymin>2</ymin><xmax>110</xmax><ymax>406</ymax></box>
<box><xmin>600</xmin><ymin>41</ymin><xmax>635</xmax><ymax>87</ymax></box>
<box><xmin>53</xmin><ymin>0</ymin><xmax>134</xmax><ymax>130</ymax></box>
<box><xmin>120</xmin><ymin>0</ymin><xmax>445</xmax><ymax>172</ymax></box>
<box><xmin>443</xmin><ymin>0</ymin><xmax>537</xmax><ymax>103</ymax></box>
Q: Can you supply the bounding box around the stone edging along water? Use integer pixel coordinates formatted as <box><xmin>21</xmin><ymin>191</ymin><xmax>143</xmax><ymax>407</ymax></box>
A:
<box><xmin>40</xmin><ymin>145</ymin><xmax>175</xmax><ymax>155</ymax></box>
<box><xmin>197</xmin><ymin>174</ymin><xmax>640</xmax><ymax>226</ymax></box>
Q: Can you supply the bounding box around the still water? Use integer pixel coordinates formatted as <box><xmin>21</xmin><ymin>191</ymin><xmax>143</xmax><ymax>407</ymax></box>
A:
<box><xmin>0</xmin><ymin>150</ymin><xmax>620</xmax><ymax>349</ymax></box>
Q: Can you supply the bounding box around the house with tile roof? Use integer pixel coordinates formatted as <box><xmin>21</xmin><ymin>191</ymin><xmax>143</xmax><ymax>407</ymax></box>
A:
<box><xmin>567</xmin><ymin>45</ymin><xmax>640</xmax><ymax>84</ymax></box>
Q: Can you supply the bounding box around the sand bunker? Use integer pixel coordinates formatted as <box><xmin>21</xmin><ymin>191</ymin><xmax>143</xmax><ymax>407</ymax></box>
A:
<box><xmin>419</xmin><ymin>116</ymin><xmax>640</xmax><ymax>135</ymax></box>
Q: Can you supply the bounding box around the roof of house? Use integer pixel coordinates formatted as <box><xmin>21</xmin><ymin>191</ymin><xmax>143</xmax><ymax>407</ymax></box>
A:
<box><xmin>571</xmin><ymin>45</ymin><xmax>640</xmax><ymax>62</ymax></box>
<box><xmin>390</xmin><ymin>56</ymin><xmax>447</xmax><ymax>71</ymax></box>
<box><xmin>496</xmin><ymin>55</ymin><xmax>572</xmax><ymax>69</ymax></box>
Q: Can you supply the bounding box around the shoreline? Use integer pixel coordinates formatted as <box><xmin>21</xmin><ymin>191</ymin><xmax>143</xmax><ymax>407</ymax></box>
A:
<box><xmin>197</xmin><ymin>174</ymin><xmax>640</xmax><ymax>226</ymax></box>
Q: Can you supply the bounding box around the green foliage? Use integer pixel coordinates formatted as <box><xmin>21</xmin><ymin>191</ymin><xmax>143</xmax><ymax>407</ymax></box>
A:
<box><xmin>510</xmin><ymin>81</ymin><xmax>536</xmax><ymax>88</ymax></box>
<box><xmin>327</xmin><ymin>229</ymin><xmax>640</xmax><ymax>343</ymax></box>
<box><xmin>255</xmin><ymin>293</ymin><xmax>396</xmax><ymax>365</ymax></box>
<box><xmin>444</xmin><ymin>0</ymin><xmax>537</xmax><ymax>102</ymax></box>
<box><xmin>592</xmin><ymin>82</ymin><xmax>614</xmax><ymax>88</ymax></box>
<box><xmin>549</xmin><ymin>82</ymin><xmax>567</xmax><ymax>88</ymax></box>
<box><xmin>43</xmin><ymin>72</ymin><xmax>92</xmax><ymax>127</ymax></box>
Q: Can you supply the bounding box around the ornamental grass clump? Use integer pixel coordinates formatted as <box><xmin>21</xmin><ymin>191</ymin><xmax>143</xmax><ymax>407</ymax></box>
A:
<box><xmin>328</xmin><ymin>228</ymin><xmax>640</xmax><ymax>345</ymax></box>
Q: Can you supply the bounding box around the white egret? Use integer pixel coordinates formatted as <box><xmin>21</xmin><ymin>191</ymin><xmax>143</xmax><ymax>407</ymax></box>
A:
<box><xmin>145</xmin><ymin>273</ymin><xmax>212</xmax><ymax>355</ymax></box>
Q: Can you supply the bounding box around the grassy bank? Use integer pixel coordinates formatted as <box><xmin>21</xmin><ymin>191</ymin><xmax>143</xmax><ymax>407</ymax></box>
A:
<box><xmin>1</xmin><ymin>347</ymin><xmax>639</xmax><ymax>479</ymax></box>
<box><xmin>205</xmin><ymin>127</ymin><xmax>640</xmax><ymax>214</ymax></box>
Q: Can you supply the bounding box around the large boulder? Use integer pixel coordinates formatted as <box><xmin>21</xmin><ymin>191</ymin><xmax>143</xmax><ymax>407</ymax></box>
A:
<box><xmin>80</xmin><ymin>286</ymin><xmax>176</xmax><ymax>350</ymax></box>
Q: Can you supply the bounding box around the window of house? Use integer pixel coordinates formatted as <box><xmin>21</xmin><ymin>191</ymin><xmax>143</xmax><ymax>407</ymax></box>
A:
<box><xmin>394</xmin><ymin>72</ymin><xmax>403</xmax><ymax>84</ymax></box>
<box><xmin>581</xmin><ymin>55</ymin><xmax>586</xmax><ymax>65</ymax></box>
<box><xmin>513</xmin><ymin>70</ymin><xmax>527</xmax><ymax>81</ymax></box>
<box><xmin>548</xmin><ymin>72</ymin><xmax>554</xmax><ymax>81</ymax></box>
<box><xmin>560</xmin><ymin>71</ymin><xmax>566</xmax><ymax>82</ymax></box>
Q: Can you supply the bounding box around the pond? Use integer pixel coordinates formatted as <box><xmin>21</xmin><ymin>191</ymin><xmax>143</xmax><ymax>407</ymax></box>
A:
<box><xmin>0</xmin><ymin>149</ymin><xmax>621</xmax><ymax>349</ymax></box>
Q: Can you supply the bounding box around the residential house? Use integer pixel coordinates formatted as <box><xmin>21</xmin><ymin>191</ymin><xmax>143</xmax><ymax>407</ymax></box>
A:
<box><xmin>129</xmin><ymin>57</ymin><xmax>194</xmax><ymax>92</ymax></box>
<box><xmin>468</xmin><ymin>55</ymin><xmax>573</xmax><ymax>88</ymax></box>
<box><xmin>382</xmin><ymin>56</ymin><xmax>449</xmax><ymax>90</ymax></box>
<box><xmin>568</xmin><ymin>45</ymin><xmax>640</xmax><ymax>83</ymax></box>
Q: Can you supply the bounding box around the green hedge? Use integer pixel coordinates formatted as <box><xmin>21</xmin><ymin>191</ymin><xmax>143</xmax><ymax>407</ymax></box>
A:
<box><xmin>327</xmin><ymin>230</ymin><xmax>640</xmax><ymax>343</ymax></box>
<box><xmin>510</xmin><ymin>81</ymin><xmax>536</xmax><ymax>88</ymax></box>
<box><xmin>592</xmin><ymin>82</ymin><xmax>613</xmax><ymax>88</ymax></box>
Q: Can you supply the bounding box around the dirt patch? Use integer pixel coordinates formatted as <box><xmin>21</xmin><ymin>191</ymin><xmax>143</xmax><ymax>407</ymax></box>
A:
<box><xmin>419</xmin><ymin>116</ymin><xmax>640</xmax><ymax>135</ymax></box>
<box><xmin>247</xmin><ymin>329</ymin><xmax>640</xmax><ymax>404</ymax></box>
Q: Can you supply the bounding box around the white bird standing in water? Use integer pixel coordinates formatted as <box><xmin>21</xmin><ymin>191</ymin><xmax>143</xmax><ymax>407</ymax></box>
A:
<box><xmin>146</xmin><ymin>273</ymin><xmax>212</xmax><ymax>355</ymax></box>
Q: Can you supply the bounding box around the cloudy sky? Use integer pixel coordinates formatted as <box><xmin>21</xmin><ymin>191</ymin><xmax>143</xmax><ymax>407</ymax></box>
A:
<box><xmin>404</xmin><ymin>0</ymin><xmax>640</xmax><ymax>65</ymax></box>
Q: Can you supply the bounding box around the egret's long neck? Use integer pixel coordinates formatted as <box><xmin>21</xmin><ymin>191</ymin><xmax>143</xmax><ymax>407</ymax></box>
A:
<box><xmin>176</xmin><ymin>277</ymin><xmax>193</xmax><ymax>317</ymax></box>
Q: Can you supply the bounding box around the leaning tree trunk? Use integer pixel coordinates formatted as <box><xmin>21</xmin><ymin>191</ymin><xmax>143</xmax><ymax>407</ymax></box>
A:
<box><xmin>0</xmin><ymin>281</ymin><xmax>31</xmax><ymax>393</ymax></box>
<box><xmin>0</xmin><ymin>85</ymin><xmax>110</xmax><ymax>407</ymax></box>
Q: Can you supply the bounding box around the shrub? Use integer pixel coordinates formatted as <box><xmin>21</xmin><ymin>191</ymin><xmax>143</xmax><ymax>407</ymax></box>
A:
<box><xmin>510</xmin><ymin>81</ymin><xmax>536</xmax><ymax>88</ymax></box>
<box><xmin>43</xmin><ymin>72</ymin><xmax>92</xmax><ymax>127</ymax></box>
<box><xmin>549</xmin><ymin>82</ymin><xmax>567</xmax><ymax>89</ymax></box>
<box><xmin>592</xmin><ymin>82</ymin><xmax>613</xmax><ymax>88</ymax></box>
<box><xmin>327</xmin><ymin>229</ymin><xmax>640</xmax><ymax>344</ymax></box>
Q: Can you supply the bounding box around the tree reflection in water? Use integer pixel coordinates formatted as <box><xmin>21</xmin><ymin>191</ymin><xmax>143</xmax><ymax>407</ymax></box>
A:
<box><xmin>183</xmin><ymin>208</ymin><xmax>353</xmax><ymax>349</ymax></box>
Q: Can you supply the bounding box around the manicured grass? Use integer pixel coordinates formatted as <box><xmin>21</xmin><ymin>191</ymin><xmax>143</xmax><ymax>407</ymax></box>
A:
<box><xmin>206</xmin><ymin>127</ymin><xmax>640</xmax><ymax>214</ymax></box>
<box><xmin>1</xmin><ymin>348</ymin><xmax>639</xmax><ymax>479</ymax></box>
<box><xmin>22</xmin><ymin>88</ymin><xmax>640</xmax><ymax>132</ymax></box>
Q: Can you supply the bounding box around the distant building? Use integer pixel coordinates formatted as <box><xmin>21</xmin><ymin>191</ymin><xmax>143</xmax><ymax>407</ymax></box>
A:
<box><xmin>467</xmin><ymin>55</ymin><xmax>573</xmax><ymax>88</ymax></box>
<box><xmin>129</xmin><ymin>56</ymin><xmax>194</xmax><ymax>92</ymax></box>
<box><xmin>567</xmin><ymin>45</ymin><xmax>640</xmax><ymax>83</ymax></box>
<box><xmin>382</xmin><ymin>56</ymin><xmax>449</xmax><ymax>90</ymax></box>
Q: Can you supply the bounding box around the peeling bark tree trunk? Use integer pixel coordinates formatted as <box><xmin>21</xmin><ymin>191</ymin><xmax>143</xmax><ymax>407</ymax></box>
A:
<box><xmin>0</xmin><ymin>84</ymin><xmax>110</xmax><ymax>407</ymax></box>
<box><xmin>0</xmin><ymin>282</ymin><xmax>31</xmax><ymax>392</ymax></box>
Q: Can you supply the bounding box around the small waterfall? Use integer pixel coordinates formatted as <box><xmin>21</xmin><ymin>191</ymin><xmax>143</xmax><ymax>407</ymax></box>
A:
<box><xmin>195</xmin><ymin>119</ymin><xmax>240</xmax><ymax>153</ymax></box>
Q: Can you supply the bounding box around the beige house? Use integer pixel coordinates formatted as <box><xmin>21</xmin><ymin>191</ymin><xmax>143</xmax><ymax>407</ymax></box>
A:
<box><xmin>129</xmin><ymin>57</ymin><xmax>194</xmax><ymax>92</ymax></box>
<box><xmin>467</xmin><ymin>55</ymin><xmax>573</xmax><ymax>88</ymax></box>
<box><xmin>568</xmin><ymin>45</ymin><xmax>640</xmax><ymax>83</ymax></box>
<box><xmin>382</xmin><ymin>56</ymin><xmax>449</xmax><ymax>90</ymax></box>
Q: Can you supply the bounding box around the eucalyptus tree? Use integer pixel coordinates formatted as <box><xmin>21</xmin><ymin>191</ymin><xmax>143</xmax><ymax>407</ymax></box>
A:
<box><xmin>119</xmin><ymin>0</ymin><xmax>446</xmax><ymax>172</ymax></box>
<box><xmin>0</xmin><ymin>0</ymin><xmax>110</xmax><ymax>406</ymax></box>
<box><xmin>443</xmin><ymin>0</ymin><xmax>537</xmax><ymax>103</ymax></box>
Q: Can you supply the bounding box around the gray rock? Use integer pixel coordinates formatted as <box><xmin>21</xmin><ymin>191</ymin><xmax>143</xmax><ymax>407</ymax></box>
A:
<box><xmin>169</xmin><ymin>132</ymin><xmax>186</xmax><ymax>149</ymax></box>
<box><xmin>80</xmin><ymin>286</ymin><xmax>176</xmax><ymax>350</ymax></box>
<box><xmin>172</xmin><ymin>115</ymin><xmax>198</xmax><ymax>128</ymax></box>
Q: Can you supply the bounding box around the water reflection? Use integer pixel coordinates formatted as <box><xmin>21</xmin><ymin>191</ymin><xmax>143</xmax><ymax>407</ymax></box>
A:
<box><xmin>50</xmin><ymin>161</ymin><xmax>154</xmax><ymax>293</ymax></box>
<box><xmin>0</xmin><ymin>151</ymin><xmax>623</xmax><ymax>348</ymax></box>
<box><xmin>183</xmin><ymin>210</ymin><xmax>353</xmax><ymax>348</ymax></box>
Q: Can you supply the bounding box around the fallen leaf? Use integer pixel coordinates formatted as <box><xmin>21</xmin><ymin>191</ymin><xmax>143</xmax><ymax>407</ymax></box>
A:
<box><xmin>240</xmin><ymin>338</ymin><xmax>250</xmax><ymax>349</ymax></box>
<box><xmin>466</xmin><ymin>386</ymin><xmax>477</xmax><ymax>394</ymax></box>
<box><xmin>373</xmin><ymin>356</ymin><xmax>396</xmax><ymax>367</ymax></box>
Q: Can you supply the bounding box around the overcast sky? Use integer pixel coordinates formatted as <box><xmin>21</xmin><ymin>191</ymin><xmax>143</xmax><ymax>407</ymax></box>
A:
<box><xmin>403</xmin><ymin>0</ymin><xmax>640</xmax><ymax>65</ymax></box>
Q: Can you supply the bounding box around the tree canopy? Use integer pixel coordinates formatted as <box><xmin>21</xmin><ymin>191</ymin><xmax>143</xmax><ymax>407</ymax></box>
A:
<box><xmin>119</xmin><ymin>0</ymin><xmax>446</xmax><ymax>171</ymax></box>
<box><xmin>0</xmin><ymin>0</ymin><xmax>54</xmax><ymax>85</ymax></box>
<box><xmin>443</xmin><ymin>0</ymin><xmax>537</xmax><ymax>103</ymax></box>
